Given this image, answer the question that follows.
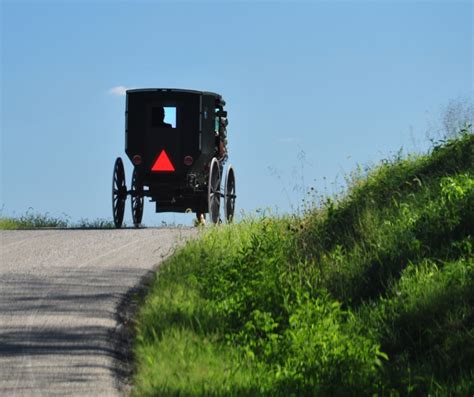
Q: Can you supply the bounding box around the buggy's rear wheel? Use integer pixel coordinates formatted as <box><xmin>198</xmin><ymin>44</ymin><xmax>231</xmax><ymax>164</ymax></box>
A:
<box><xmin>224</xmin><ymin>165</ymin><xmax>236</xmax><ymax>223</ymax></box>
<box><xmin>131</xmin><ymin>168</ymin><xmax>144</xmax><ymax>227</ymax></box>
<box><xmin>112</xmin><ymin>157</ymin><xmax>127</xmax><ymax>228</ymax></box>
<box><xmin>208</xmin><ymin>158</ymin><xmax>221</xmax><ymax>224</ymax></box>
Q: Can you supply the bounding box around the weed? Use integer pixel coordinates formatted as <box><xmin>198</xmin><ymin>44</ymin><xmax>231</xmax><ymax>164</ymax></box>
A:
<box><xmin>0</xmin><ymin>211</ymin><xmax>118</xmax><ymax>229</ymax></box>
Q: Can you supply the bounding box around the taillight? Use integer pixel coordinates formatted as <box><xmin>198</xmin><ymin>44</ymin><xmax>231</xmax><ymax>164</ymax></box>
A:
<box><xmin>184</xmin><ymin>156</ymin><xmax>194</xmax><ymax>166</ymax></box>
<box><xmin>132</xmin><ymin>155</ymin><xmax>142</xmax><ymax>165</ymax></box>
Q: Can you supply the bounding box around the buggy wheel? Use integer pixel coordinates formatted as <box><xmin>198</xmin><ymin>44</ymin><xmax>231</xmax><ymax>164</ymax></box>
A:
<box><xmin>224</xmin><ymin>165</ymin><xmax>236</xmax><ymax>223</ymax></box>
<box><xmin>112</xmin><ymin>157</ymin><xmax>127</xmax><ymax>228</ymax></box>
<box><xmin>208</xmin><ymin>157</ymin><xmax>221</xmax><ymax>224</ymax></box>
<box><xmin>131</xmin><ymin>168</ymin><xmax>144</xmax><ymax>227</ymax></box>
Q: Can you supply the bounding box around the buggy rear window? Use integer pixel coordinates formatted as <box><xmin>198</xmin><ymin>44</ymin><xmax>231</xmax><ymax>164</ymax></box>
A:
<box><xmin>151</xmin><ymin>106</ymin><xmax>176</xmax><ymax>128</ymax></box>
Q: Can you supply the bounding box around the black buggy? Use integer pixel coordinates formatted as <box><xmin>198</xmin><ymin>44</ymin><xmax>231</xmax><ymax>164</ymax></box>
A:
<box><xmin>111</xmin><ymin>88</ymin><xmax>236</xmax><ymax>228</ymax></box>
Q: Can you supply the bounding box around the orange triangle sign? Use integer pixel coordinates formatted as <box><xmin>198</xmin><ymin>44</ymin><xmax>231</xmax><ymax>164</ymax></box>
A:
<box><xmin>151</xmin><ymin>150</ymin><xmax>175</xmax><ymax>172</ymax></box>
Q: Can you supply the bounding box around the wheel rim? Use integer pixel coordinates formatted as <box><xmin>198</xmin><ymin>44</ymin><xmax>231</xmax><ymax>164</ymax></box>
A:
<box><xmin>112</xmin><ymin>157</ymin><xmax>127</xmax><ymax>228</ymax></box>
<box><xmin>208</xmin><ymin>158</ymin><xmax>221</xmax><ymax>224</ymax></box>
<box><xmin>131</xmin><ymin>168</ymin><xmax>144</xmax><ymax>227</ymax></box>
<box><xmin>224</xmin><ymin>165</ymin><xmax>236</xmax><ymax>223</ymax></box>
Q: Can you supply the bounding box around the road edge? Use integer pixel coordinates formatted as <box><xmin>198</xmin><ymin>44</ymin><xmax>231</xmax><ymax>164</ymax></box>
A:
<box><xmin>110</xmin><ymin>228</ymin><xmax>200</xmax><ymax>396</ymax></box>
<box><xmin>110</xmin><ymin>265</ymin><xmax>157</xmax><ymax>396</ymax></box>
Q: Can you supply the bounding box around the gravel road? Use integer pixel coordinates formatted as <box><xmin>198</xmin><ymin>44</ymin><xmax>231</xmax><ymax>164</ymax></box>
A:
<box><xmin>0</xmin><ymin>228</ymin><xmax>197</xmax><ymax>396</ymax></box>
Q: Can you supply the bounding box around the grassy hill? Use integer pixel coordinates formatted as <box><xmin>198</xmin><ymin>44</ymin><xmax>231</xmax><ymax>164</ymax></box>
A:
<box><xmin>132</xmin><ymin>129</ymin><xmax>473</xmax><ymax>396</ymax></box>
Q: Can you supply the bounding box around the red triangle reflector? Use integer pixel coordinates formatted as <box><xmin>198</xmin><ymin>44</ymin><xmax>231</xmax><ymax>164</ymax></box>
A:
<box><xmin>151</xmin><ymin>150</ymin><xmax>175</xmax><ymax>172</ymax></box>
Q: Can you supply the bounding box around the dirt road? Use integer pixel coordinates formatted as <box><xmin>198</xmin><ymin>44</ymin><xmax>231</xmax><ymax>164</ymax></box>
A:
<box><xmin>0</xmin><ymin>228</ymin><xmax>196</xmax><ymax>396</ymax></box>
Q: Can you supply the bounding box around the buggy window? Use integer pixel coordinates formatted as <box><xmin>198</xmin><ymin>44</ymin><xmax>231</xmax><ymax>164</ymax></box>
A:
<box><xmin>151</xmin><ymin>106</ymin><xmax>176</xmax><ymax>128</ymax></box>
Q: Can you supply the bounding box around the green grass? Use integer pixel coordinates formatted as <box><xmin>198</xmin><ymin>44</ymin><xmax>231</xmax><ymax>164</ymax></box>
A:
<box><xmin>0</xmin><ymin>212</ymin><xmax>115</xmax><ymax>229</ymax></box>
<box><xmin>0</xmin><ymin>211</ymin><xmax>69</xmax><ymax>229</ymax></box>
<box><xmin>132</xmin><ymin>129</ymin><xmax>473</xmax><ymax>396</ymax></box>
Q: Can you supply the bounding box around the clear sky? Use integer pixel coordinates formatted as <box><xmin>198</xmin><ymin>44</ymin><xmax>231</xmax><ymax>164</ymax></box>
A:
<box><xmin>1</xmin><ymin>0</ymin><xmax>472</xmax><ymax>226</ymax></box>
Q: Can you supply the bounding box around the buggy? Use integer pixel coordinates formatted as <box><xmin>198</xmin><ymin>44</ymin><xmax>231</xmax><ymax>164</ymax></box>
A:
<box><xmin>111</xmin><ymin>88</ymin><xmax>236</xmax><ymax>227</ymax></box>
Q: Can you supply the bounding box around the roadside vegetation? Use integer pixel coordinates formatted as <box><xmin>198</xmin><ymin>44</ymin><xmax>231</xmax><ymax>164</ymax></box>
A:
<box><xmin>132</xmin><ymin>127</ymin><xmax>473</xmax><ymax>396</ymax></box>
<box><xmin>0</xmin><ymin>211</ymin><xmax>115</xmax><ymax>229</ymax></box>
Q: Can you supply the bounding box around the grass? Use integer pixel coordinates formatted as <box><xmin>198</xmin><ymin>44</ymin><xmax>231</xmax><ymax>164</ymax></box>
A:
<box><xmin>0</xmin><ymin>211</ymin><xmax>115</xmax><ymax>229</ymax></box>
<box><xmin>0</xmin><ymin>211</ymin><xmax>69</xmax><ymax>229</ymax></box>
<box><xmin>132</xmin><ymin>128</ymin><xmax>473</xmax><ymax>396</ymax></box>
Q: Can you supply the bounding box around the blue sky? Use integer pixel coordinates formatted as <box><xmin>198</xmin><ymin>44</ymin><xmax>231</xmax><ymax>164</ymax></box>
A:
<box><xmin>1</xmin><ymin>1</ymin><xmax>472</xmax><ymax>226</ymax></box>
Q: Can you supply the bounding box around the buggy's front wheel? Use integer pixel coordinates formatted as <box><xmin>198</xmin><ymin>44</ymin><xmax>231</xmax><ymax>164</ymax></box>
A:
<box><xmin>224</xmin><ymin>164</ymin><xmax>236</xmax><ymax>223</ymax></box>
<box><xmin>131</xmin><ymin>168</ymin><xmax>144</xmax><ymax>227</ymax></box>
<box><xmin>112</xmin><ymin>157</ymin><xmax>127</xmax><ymax>228</ymax></box>
<box><xmin>208</xmin><ymin>157</ymin><xmax>221</xmax><ymax>224</ymax></box>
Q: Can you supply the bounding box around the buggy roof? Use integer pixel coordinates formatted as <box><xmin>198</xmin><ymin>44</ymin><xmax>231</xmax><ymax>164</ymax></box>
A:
<box><xmin>126</xmin><ymin>88</ymin><xmax>222</xmax><ymax>100</ymax></box>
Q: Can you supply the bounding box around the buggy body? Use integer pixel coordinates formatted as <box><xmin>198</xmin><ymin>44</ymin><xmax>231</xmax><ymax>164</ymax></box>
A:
<box><xmin>112</xmin><ymin>88</ymin><xmax>236</xmax><ymax>227</ymax></box>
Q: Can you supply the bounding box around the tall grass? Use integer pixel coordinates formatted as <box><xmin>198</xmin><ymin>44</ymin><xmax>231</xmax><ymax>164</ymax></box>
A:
<box><xmin>0</xmin><ymin>210</ymin><xmax>115</xmax><ymax>229</ymax></box>
<box><xmin>133</xmin><ymin>129</ymin><xmax>473</xmax><ymax>396</ymax></box>
<box><xmin>0</xmin><ymin>211</ymin><xmax>69</xmax><ymax>229</ymax></box>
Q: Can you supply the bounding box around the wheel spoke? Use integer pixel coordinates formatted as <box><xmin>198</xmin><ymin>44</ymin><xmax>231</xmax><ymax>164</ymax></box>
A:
<box><xmin>131</xmin><ymin>168</ymin><xmax>144</xmax><ymax>227</ymax></box>
<box><xmin>112</xmin><ymin>157</ymin><xmax>126</xmax><ymax>228</ymax></box>
<box><xmin>223</xmin><ymin>166</ymin><xmax>236</xmax><ymax>223</ymax></box>
<box><xmin>208</xmin><ymin>158</ymin><xmax>221</xmax><ymax>224</ymax></box>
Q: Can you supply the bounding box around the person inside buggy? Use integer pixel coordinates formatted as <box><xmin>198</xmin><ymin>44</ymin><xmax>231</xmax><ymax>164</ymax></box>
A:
<box><xmin>151</xmin><ymin>106</ymin><xmax>172</xmax><ymax>128</ymax></box>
